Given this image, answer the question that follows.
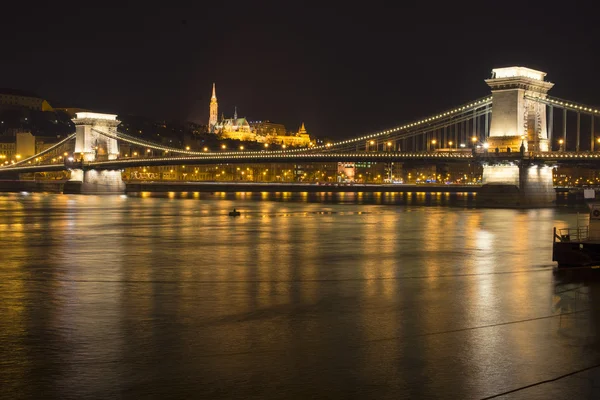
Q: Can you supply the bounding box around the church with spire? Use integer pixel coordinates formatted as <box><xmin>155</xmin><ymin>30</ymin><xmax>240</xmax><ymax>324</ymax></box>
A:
<box><xmin>208</xmin><ymin>83</ymin><xmax>254</xmax><ymax>141</ymax></box>
<box><xmin>208</xmin><ymin>83</ymin><xmax>218</xmax><ymax>132</ymax></box>
<box><xmin>207</xmin><ymin>83</ymin><xmax>313</xmax><ymax>146</ymax></box>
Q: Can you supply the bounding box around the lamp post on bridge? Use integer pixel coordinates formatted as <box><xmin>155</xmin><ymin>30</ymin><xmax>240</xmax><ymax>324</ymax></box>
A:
<box><xmin>430</xmin><ymin>139</ymin><xmax>436</xmax><ymax>152</ymax></box>
<box><xmin>558</xmin><ymin>139</ymin><xmax>564</xmax><ymax>152</ymax></box>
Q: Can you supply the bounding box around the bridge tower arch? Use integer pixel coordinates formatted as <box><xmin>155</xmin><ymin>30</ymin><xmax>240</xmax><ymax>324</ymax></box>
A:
<box><xmin>63</xmin><ymin>112</ymin><xmax>125</xmax><ymax>194</ymax></box>
<box><xmin>485</xmin><ymin>66</ymin><xmax>554</xmax><ymax>152</ymax></box>
<box><xmin>73</xmin><ymin>112</ymin><xmax>120</xmax><ymax>161</ymax></box>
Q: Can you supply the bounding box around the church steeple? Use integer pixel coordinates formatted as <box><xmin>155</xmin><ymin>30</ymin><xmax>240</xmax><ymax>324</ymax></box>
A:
<box><xmin>234</xmin><ymin>106</ymin><xmax>238</xmax><ymax>120</ymax></box>
<box><xmin>299</xmin><ymin>122</ymin><xmax>307</xmax><ymax>134</ymax></box>
<box><xmin>209</xmin><ymin>83</ymin><xmax>218</xmax><ymax>132</ymax></box>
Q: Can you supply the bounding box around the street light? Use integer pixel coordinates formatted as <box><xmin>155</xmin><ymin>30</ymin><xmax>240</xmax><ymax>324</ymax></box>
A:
<box><xmin>448</xmin><ymin>141</ymin><xmax>453</xmax><ymax>152</ymax></box>
<box><xmin>203</xmin><ymin>147</ymin><xmax>208</xmax><ymax>152</ymax></box>
<box><xmin>239</xmin><ymin>145</ymin><xmax>244</xmax><ymax>150</ymax></box>
<box><xmin>558</xmin><ymin>139</ymin><xmax>564</xmax><ymax>152</ymax></box>
<box><xmin>431</xmin><ymin>139</ymin><xmax>436</xmax><ymax>152</ymax></box>
<box><xmin>221</xmin><ymin>144</ymin><xmax>226</xmax><ymax>149</ymax></box>
<box><xmin>185</xmin><ymin>146</ymin><xmax>190</xmax><ymax>151</ymax></box>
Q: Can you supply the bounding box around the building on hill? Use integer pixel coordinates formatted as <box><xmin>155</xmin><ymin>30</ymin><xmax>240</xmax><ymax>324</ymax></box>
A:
<box><xmin>207</xmin><ymin>84</ymin><xmax>313</xmax><ymax>147</ymax></box>
<box><xmin>250</xmin><ymin>121</ymin><xmax>287</xmax><ymax>138</ymax></box>
<box><xmin>208</xmin><ymin>83</ymin><xmax>218</xmax><ymax>132</ymax></box>
<box><xmin>0</xmin><ymin>88</ymin><xmax>53</xmax><ymax>111</ymax></box>
<box><xmin>266</xmin><ymin>122</ymin><xmax>313</xmax><ymax>147</ymax></box>
<box><xmin>279</xmin><ymin>122</ymin><xmax>312</xmax><ymax>147</ymax></box>
<box><xmin>213</xmin><ymin>107</ymin><xmax>256</xmax><ymax>141</ymax></box>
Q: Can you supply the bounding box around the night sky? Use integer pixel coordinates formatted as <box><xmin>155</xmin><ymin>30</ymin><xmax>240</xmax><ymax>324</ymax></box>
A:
<box><xmin>1</xmin><ymin>3</ymin><xmax>598</xmax><ymax>139</ymax></box>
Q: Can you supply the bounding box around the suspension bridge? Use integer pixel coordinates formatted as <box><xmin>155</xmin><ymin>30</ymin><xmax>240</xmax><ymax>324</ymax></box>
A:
<box><xmin>1</xmin><ymin>66</ymin><xmax>599</xmax><ymax>206</ymax></box>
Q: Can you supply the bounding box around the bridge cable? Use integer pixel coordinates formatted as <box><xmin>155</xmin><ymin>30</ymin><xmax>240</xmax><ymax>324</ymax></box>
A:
<box><xmin>0</xmin><ymin>132</ymin><xmax>76</xmax><ymax>169</ymax></box>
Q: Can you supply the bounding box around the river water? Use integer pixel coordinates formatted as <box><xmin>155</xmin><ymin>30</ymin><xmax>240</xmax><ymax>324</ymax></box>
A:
<box><xmin>1</xmin><ymin>192</ymin><xmax>600</xmax><ymax>399</ymax></box>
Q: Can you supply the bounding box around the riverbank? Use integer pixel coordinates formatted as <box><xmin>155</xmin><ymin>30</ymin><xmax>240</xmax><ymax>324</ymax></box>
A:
<box><xmin>0</xmin><ymin>181</ymin><xmax>589</xmax><ymax>207</ymax></box>
<box><xmin>0</xmin><ymin>180</ymin><xmax>65</xmax><ymax>193</ymax></box>
<box><xmin>125</xmin><ymin>181</ymin><xmax>481</xmax><ymax>193</ymax></box>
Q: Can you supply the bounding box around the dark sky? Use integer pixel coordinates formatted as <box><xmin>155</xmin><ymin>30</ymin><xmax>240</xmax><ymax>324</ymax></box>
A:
<box><xmin>1</xmin><ymin>2</ymin><xmax>598</xmax><ymax>139</ymax></box>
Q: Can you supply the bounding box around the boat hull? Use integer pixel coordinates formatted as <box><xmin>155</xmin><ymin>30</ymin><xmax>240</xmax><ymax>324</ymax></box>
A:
<box><xmin>553</xmin><ymin>241</ymin><xmax>600</xmax><ymax>268</ymax></box>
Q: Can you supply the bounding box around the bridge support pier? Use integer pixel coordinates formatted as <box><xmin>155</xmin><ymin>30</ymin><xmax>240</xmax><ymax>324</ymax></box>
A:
<box><xmin>479</xmin><ymin>162</ymin><xmax>555</xmax><ymax>207</ymax></box>
<box><xmin>63</xmin><ymin>169</ymin><xmax>125</xmax><ymax>194</ymax></box>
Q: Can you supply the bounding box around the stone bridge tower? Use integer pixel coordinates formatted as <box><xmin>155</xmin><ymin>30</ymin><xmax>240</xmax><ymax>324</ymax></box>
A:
<box><xmin>73</xmin><ymin>112</ymin><xmax>120</xmax><ymax>161</ymax></box>
<box><xmin>65</xmin><ymin>112</ymin><xmax>125</xmax><ymax>194</ymax></box>
<box><xmin>480</xmin><ymin>67</ymin><xmax>556</xmax><ymax>207</ymax></box>
<box><xmin>485</xmin><ymin>66</ymin><xmax>554</xmax><ymax>152</ymax></box>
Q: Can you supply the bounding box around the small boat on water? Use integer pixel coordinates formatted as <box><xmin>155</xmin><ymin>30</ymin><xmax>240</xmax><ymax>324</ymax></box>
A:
<box><xmin>553</xmin><ymin>202</ymin><xmax>600</xmax><ymax>271</ymax></box>
<box><xmin>229</xmin><ymin>209</ymin><xmax>241</xmax><ymax>217</ymax></box>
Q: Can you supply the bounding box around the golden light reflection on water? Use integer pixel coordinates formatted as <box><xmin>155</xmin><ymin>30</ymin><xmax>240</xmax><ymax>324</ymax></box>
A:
<box><xmin>1</xmin><ymin>193</ymin><xmax>594</xmax><ymax>399</ymax></box>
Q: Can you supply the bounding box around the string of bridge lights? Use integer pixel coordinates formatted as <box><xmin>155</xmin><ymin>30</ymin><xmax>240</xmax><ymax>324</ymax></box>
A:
<box><xmin>6</xmin><ymin>93</ymin><xmax>599</xmax><ymax>172</ymax></box>
<box><xmin>543</xmin><ymin>97</ymin><xmax>600</xmax><ymax>113</ymax></box>
<box><xmin>8</xmin><ymin>151</ymin><xmax>600</xmax><ymax>174</ymax></box>
<box><xmin>9</xmin><ymin>97</ymin><xmax>494</xmax><ymax>168</ymax></box>
<box><xmin>88</xmin><ymin>152</ymin><xmax>474</xmax><ymax>167</ymax></box>
<box><xmin>285</xmin><ymin>96</ymin><xmax>493</xmax><ymax>153</ymax></box>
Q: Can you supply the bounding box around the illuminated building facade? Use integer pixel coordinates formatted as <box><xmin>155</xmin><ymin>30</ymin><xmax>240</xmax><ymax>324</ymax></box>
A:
<box><xmin>273</xmin><ymin>123</ymin><xmax>312</xmax><ymax>147</ymax></box>
<box><xmin>0</xmin><ymin>88</ymin><xmax>53</xmax><ymax>111</ymax></box>
<box><xmin>208</xmin><ymin>83</ymin><xmax>218</xmax><ymax>132</ymax></box>
<box><xmin>214</xmin><ymin>107</ymin><xmax>255</xmax><ymax>141</ymax></box>
<box><xmin>208</xmin><ymin>84</ymin><xmax>312</xmax><ymax>147</ymax></box>
<box><xmin>0</xmin><ymin>131</ymin><xmax>37</xmax><ymax>164</ymax></box>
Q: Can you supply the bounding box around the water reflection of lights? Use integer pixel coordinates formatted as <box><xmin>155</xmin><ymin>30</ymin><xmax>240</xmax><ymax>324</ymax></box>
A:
<box><xmin>475</xmin><ymin>229</ymin><xmax>494</xmax><ymax>251</ymax></box>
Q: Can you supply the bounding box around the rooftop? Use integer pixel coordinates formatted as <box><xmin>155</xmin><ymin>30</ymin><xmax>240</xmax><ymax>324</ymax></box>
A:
<box><xmin>74</xmin><ymin>112</ymin><xmax>118</xmax><ymax>121</ymax></box>
<box><xmin>491</xmin><ymin>66</ymin><xmax>547</xmax><ymax>81</ymax></box>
